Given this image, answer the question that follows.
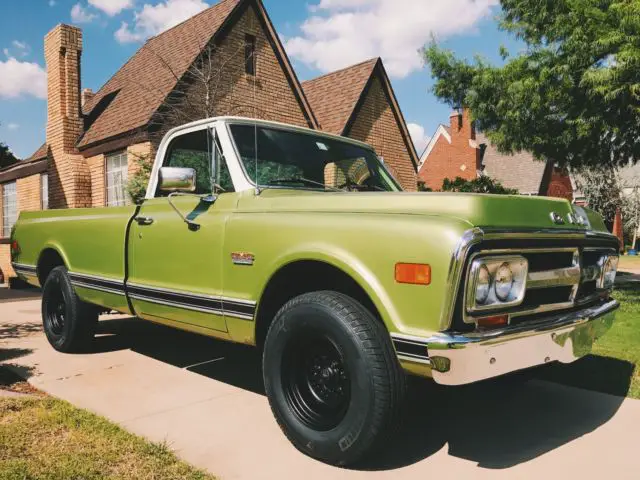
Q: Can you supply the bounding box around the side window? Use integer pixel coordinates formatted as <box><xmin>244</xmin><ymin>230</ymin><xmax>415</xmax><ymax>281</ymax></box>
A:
<box><xmin>161</xmin><ymin>130</ymin><xmax>212</xmax><ymax>195</ymax></box>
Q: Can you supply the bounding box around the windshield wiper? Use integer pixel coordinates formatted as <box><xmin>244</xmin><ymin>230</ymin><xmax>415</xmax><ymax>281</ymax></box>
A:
<box><xmin>262</xmin><ymin>177</ymin><xmax>344</xmax><ymax>192</ymax></box>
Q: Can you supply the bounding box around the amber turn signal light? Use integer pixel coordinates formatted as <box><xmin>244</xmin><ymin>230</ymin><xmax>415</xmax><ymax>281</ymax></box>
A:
<box><xmin>395</xmin><ymin>263</ymin><xmax>431</xmax><ymax>285</ymax></box>
<box><xmin>477</xmin><ymin>314</ymin><xmax>509</xmax><ymax>328</ymax></box>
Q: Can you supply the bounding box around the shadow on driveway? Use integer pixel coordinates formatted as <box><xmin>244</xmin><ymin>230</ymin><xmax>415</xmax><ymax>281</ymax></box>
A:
<box><xmin>89</xmin><ymin>316</ymin><xmax>630</xmax><ymax>470</ymax></box>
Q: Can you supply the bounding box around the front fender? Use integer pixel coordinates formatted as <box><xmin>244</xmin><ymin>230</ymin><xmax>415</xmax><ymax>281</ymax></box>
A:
<box><xmin>223</xmin><ymin>212</ymin><xmax>472</xmax><ymax>337</ymax></box>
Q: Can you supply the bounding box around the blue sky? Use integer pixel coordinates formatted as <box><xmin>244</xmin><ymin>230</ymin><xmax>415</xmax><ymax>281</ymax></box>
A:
<box><xmin>0</xmin><ymin>0</ymin><xmax>521</xmax><ymax>159</ymax></box>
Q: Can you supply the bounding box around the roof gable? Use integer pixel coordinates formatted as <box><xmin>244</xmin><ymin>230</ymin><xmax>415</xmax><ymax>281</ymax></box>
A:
<box><xmin>418</xmin><ymin>124</ymin><xmax>451</xmax><ymax>171</ymax></box>
<box><xmin>302</xmin><ymin>58</ymin><xmax>378</xmax><ymax>135</ymax></box>
<box><xmin>77</xmin><ymin>0</ymin><xmax>317</xmax><ymax>151</ymax></box>
<box><xmin>303</xmin><ymin>58</ymin><xmax>418</xmax><ymax>169</ymax></box>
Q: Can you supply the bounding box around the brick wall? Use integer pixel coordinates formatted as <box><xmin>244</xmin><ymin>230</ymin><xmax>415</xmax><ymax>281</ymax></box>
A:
<box><xmin>418</xmin><ymin>110</ymin><xmax>479</xmax><ymax>191</ymax></box>
<box><xmin>213</xmin><ymin>5</ymin><xmax>310</xmax><ymax>127</ymax></box>
<box><xmin>45</xmin><ymin>24</ymin><xmax>92</xmax><ymax>209</ymax></box>
<box><xmin>0</xmin><ymin>245</ymin><xmax>10</xmax><ymax>283</ymax></box>
<box><xmin>545</xmin><ymin>167</ymin><xmax>574</xmax><ymax>201</ymax></box>
<box><xmin>17</xmin><ymin>174</ymin><xmax>43</xmax><ymax>212</ymax></box>
<box><xmin>347</xmin><ymin>77</ymin><xmax>417</xmax><ymax>191</ymax></box>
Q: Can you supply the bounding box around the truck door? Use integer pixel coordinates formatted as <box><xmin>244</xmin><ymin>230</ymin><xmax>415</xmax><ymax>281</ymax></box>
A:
<box><xmin>127</xmin><ymin>126</ymin><xmax>233</xmax><ymax>332</ymax></box>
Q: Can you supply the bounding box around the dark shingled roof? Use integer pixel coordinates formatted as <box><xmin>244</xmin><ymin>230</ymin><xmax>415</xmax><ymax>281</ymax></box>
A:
<box><xmin>77</xmin><ymin>0</ymin><xmax>241</xmax><ymax>149</ymax></box>
<box><xmin>478</xmin><ymin>133</ymin><xmax>549</xmax><ymax>194</ymax></box>
<box><xmin>302</xmin><ymin>58</ymin><xmax>378</xmax><ymax>135</ymax></box>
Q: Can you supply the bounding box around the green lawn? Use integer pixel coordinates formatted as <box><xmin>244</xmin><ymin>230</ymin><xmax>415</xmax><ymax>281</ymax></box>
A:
<box><xmin>535</xmin><ymin>286</ymin><xmax>640</xmax><ymax>399</ymax></box>
<box><xmin>0</xmin><ymin>396</ymin><xmax>215</xmax><ymax>480</ymax></box>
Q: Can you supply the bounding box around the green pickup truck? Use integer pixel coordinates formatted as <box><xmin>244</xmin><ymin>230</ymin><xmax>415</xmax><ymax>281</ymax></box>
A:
<box><xmin>10</xmin><ymin>117</ymin><xmax>619</xmax><ymax>465</ymax></box>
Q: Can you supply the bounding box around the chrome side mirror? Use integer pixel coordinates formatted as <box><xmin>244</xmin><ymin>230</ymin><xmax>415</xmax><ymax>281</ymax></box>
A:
<box><xmin>159</xmin><ymin>167</ymin><xmax>196</xmax><ymax>193</ymax></box>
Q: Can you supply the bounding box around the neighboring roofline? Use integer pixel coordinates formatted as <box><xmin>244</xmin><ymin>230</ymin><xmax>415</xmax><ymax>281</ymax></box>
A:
<box><xmin>418</xmin><ymin>124</ymin><xmax>451</xmax><ymax>172</ymax></box>
<box><xmin>342</xmin><ymin>59</ymin><xmax>419</xmax><ymax>171</ymax></box>
<box><xmin>0</xmin><ymin>158</ymin><xmax>47</xmax><ymax>184</ymax></box>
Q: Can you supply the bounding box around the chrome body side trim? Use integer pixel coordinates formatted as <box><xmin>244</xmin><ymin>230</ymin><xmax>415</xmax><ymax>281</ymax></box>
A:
<box><xmin>424</xmin><ymin>299</ymin><xmax>618</xmax><ymax>385</ymax></box>
<box><xmin>11</xmin><ymin>262</ymin><xmax>38</xmax><ymax>278</ymax></box>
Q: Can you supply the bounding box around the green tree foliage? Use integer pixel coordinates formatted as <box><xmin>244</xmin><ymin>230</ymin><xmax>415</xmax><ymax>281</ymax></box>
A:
<box><xmin>441</xmin><ymin>176</ymin><xmax>518</xmax><ymax>194</ymax></box>
<box><xmin>0</xmin><ymin>142</ymin><xmax>19</xmax><ymax>169</ymax></box>
<box><xmin>423</xmin><ymin>0</ymin><xmax>640</xmax><ymax>169</ymax></box>
<box><xmin>126</xmin><ymin>152</ymin><xmax>154</xmax><ymax>204</ymax></box>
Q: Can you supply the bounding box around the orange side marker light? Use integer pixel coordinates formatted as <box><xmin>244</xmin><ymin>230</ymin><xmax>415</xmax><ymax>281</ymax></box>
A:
<box><xmin>395</xmin><ymin>263</ymin><xmax>431</xmax><ymax>285</ymax></box>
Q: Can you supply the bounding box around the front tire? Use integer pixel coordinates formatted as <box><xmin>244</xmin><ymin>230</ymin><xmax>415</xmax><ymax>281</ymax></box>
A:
<box><xmin>263</xmin><ymin>291</ymin><xmax>405</xmax><ymax>466</ymax></box>
<box><xmin>41</xmin><ymin>266</ymin><xmax>98</xmax><ymax>353</ymax></box>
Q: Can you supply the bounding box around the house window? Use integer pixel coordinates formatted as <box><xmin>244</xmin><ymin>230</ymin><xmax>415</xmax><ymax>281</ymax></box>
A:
<box><xmin>244</xmin><ymin>34</ymin><xmax>256</xmax><ymax>76</ymax></box>
<box><xmin>41</xmin><ymin>174</ymin><xmax>49</xmax><ymax>210</ymax></box>
<box><xmin>2</xmin><ymin>182</ymin><xmax>17</xmax><ymax>238</ymax></box>
<box><xmin>106</xmin><ymin>151</ymin><xmax>129</xmax><ymax>207</ymax></box>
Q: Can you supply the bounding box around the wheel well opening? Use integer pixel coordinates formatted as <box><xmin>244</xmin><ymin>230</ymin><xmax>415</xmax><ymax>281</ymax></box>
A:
<box><xmin>37</xmin><ymin>249</ymin><xmax>65</xmax><ymax>286</ymax></box>
<box><xmin>255</xmin><ymin>260</ymin><xmax>381</xmax><ymax>349</ymax></box>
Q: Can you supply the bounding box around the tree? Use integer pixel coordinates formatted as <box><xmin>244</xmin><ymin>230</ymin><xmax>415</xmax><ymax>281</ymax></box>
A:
<box><xmin>574</xmin><ymin>166</ymin><xmax>640</xmax><ymax>244</ymax></box>
<box><xmin>423</xmin><ymin>0</ymin><xmax>640</xmax><ymax>170</ymax></box>
<box><xmin>441</xmin><ymin>175</ymin><xmax>518</xmax><ymax>194</ymax></box>
<box><xmin>126</xmin><ymin>151</ymin><xmax>154</xmax><ymax>204</ymax></box>
<box><xmin>0</xmin><ymin>142</ymin><xmax>19</xmax><ymax>169</ymax></box>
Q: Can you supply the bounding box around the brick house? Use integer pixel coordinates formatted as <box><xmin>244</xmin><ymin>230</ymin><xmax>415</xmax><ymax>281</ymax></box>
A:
<box><xmin>418</xmin><ymin>109</ymin><xmax>574</xmax><ymax>199</ymax></box>
<box><xmin>0</xmin><ymin>0</ymin><xmax>417</xmax><ymax>282</ymax></box>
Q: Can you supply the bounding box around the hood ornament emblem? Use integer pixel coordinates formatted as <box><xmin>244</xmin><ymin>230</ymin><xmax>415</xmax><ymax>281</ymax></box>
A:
<box><xmin>550</xmin><ymin>212</ymin><xmax>565</xmax><ymax>225</ymax></box>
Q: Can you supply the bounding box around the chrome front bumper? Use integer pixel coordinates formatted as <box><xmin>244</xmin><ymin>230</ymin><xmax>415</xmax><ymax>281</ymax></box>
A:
<box><xmin>395</xmin><ymin>299</ymin><xmax>618</xmax><ymax>386</ymax></box>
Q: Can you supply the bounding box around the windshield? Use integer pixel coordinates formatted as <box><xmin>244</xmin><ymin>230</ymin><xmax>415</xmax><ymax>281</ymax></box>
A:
<box><xmin>229</xmin><ymin>124</ymin><xmax>401</xmax><ymax>192</ymax></box>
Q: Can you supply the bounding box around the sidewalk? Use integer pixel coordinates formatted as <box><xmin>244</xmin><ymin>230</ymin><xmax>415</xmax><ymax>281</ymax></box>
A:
<box><xmin>2</xmin><ymin>299</ymin><xmax>640</xmax><ymax>479</ymax></box>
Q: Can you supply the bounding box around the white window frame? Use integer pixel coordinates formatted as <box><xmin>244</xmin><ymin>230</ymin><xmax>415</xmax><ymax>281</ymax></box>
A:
<box><xmin>105</xmin><ymin>151</ymin><xmax>129</xmax><ymax>207</ymax></box>
<box><xmin>2</xmin><ymin>181</ymin><xmax>17</xmax><ymax>238</ymax></box>
<box><xmin>41</xmin><ymin>173</ymin><xmax>49</xmax><ymax>210</ymax></box>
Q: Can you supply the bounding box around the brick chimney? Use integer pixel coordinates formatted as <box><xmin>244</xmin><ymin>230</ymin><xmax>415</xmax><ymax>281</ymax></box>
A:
<box><xmin>81</xmin><ymin>88</ymin><xmax>94</xmax><ymax>107</ymax></box>
<box><xmin>44</xmin><ymin>24</ymin><xmax>91</xmax><ymax>208</ymax></box>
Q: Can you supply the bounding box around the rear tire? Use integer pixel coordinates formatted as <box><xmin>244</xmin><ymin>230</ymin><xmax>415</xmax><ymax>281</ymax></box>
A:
<box><xmin>41</xmin><ymin>266</ymin><xmax>98</xmax><ymax>353</ymax></box>
<box><xmin>262</xmin><ymin>291</ymin><xmax>405</xmax><ymax>466</ymax></box>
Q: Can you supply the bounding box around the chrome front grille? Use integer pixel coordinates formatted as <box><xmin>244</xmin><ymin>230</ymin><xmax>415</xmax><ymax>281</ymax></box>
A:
<box><xmin>464</xmin><ymin>246</ymin><xmax>616</xmax><ymax>325</ymax></box>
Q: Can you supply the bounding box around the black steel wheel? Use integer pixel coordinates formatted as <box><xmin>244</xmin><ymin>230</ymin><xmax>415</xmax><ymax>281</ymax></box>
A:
<box><xmin>263</xmin><ymin>290</ymin><xmax>405</xmax><ymax>466</ymax></box>
<box><xmin>41</xmin><ymin>266</ymin><xmax>98</xmax><ymax>353</ymax></box>
<box><xmin>282</xmin><ymin>332</ymin><xmax>351</xmax><ymax>431</ymax></box>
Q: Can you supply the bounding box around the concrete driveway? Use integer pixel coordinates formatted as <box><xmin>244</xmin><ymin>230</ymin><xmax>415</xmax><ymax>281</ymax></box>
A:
<box><xmin>2</xmin><ymin>298</ymin><xmax>640</xmax><ymax>479</ymax></box>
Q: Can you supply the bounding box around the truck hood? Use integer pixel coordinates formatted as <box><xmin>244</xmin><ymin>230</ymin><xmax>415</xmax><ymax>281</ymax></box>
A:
<box><xmin>243</xmin><ymin>190</ymin><xmax>605</xmax><ymax>232</ymax></box>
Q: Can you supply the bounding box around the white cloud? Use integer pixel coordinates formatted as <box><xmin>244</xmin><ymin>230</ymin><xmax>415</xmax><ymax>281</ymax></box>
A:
<box><xmin>408</xmin><ymin>123</ymin><xmax>430</xmax><ymax>155</ymax></box>
<box><xmin>71</xmin><ymin>3</ymin><xmax>98</xmax><ymax>23</ymax></box>
<box><xmin>285</xmin><ymin>0</ymin><xmax>499</xmax><ymax>78</ymax></box>
<box><xmin>0</xmin><ymin>57</ymin><xmax>47</xmax><ymax>99</ymax></box>
<box><xmin>7</xmin><ymin>123</ymin><xmax>19</xmax><ymax>131</ymax></box>
<box><xmin>49</xmin><ymin>0</ymin><xmax>56</xmax><ymax>6</ymax></box>
<box><xmin>89</xmin><ymin>0</ymin><xmax>134</xmax><ymax>16</ymax></box>
<box><xmin>115</xmin><ymin>0</ymin><xmax>208</xmax><ymax>43</ymax></box>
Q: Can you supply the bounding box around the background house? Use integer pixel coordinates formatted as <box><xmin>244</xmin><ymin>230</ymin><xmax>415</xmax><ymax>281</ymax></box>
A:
<box><xmin>0</xmin><ymin>0</ymin><xmax>418</xmax><ymax>282</ymax></box>
<box><xmin>418</xmin><ymin>109</ymin><xmax>574</xmax><ymax>200</ymax></box>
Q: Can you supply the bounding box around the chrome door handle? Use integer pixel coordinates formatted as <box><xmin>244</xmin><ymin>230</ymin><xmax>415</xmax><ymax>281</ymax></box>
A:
<box><xmin>136</xmin><ymin>216</ymin><xmax>154</xmax><ymax>226</ymax></box>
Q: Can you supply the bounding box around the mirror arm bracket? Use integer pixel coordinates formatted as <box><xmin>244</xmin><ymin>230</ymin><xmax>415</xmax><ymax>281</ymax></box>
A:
<box><xmin>167</xmin><ymin>192</ymin><xmax>203</xmax><ymax>231</ymax></box>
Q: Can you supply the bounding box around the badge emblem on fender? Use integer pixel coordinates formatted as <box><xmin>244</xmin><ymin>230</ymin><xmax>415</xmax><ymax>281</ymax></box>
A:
<box><xmin>550</xmin><ymin>212</ymin><xmax>565</xmax><ymax>225</ymax></box>
<box><xmin>231</xmin><ymin>252</ymin><xmax>255</xmax><ymax>266</ymax></box>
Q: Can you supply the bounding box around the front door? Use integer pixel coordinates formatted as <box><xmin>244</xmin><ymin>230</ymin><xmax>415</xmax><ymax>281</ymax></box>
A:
<box><xmin>127</xmin><ymin>126</ymin><xmax>232</xmax><ymax>332</ymax></box>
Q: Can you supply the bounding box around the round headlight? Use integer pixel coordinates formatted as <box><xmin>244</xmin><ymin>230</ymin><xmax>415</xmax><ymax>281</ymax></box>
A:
<box><xmin>475</xmin><ymin>264</ymin><xmax>491</xmax><ymax>304</ymax></box>
<box><xmin>494</xmin><ymin>263</ymin><xmax>514</xmax><ymax>301</ymax></box>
